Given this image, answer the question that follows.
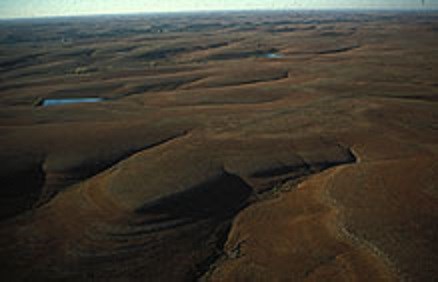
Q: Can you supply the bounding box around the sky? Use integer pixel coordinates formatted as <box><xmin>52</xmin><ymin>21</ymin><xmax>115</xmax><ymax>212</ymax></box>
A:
<box><xmin>0</xmin><ymin>0</ymin><xmax>436</xmax><ymax>19</ymax></box>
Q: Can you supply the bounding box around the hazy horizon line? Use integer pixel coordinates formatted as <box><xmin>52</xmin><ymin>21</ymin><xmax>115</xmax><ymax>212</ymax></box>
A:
<box><xmin>1</xmin><ymin>7</ymin><xmax>437</xmax><ymax>21</ymax></box>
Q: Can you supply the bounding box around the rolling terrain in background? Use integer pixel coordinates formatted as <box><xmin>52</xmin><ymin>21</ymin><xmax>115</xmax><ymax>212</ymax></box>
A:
<box><xmin>0</xmin><ymin>11</ymin><xmax>437</xmax><ymax>281</ymax></box>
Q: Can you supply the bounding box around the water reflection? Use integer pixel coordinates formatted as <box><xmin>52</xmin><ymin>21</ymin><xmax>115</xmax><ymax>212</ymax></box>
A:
<box><xmin>41</xmin><ymin>98</ymin><xmax>104</xmax><ymax>106</ymax></box>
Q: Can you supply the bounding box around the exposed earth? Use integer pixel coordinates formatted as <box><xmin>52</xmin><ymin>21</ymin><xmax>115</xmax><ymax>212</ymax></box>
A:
<box><xmin>0</xmin><ymin>11</ymin><xmax>437</xmax><ymax>281</ymax></box>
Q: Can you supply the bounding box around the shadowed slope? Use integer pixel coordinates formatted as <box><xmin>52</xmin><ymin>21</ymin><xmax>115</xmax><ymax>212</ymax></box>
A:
<box><xmin>0</xmin><ymin>136</ymin><xmax>357</xmax><ymax>281</ymax></box>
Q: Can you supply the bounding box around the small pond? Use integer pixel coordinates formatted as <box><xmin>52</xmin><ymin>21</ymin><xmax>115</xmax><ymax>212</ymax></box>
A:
<box><xmin>40</xmin><ymin>98</ymin><xmax>104</xmax><ymax>107</ymax></box>
<box><xmin>263</xmin><ymin>53</ymin><xmax>284</xmax><ymax>59</ymax></box>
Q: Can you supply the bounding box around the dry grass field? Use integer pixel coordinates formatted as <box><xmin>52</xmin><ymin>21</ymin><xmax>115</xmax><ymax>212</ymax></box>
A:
<box><xmin>0</xmin><ymin>11</ymin><xmax>437</xmax><ymax>281</ymax></box>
